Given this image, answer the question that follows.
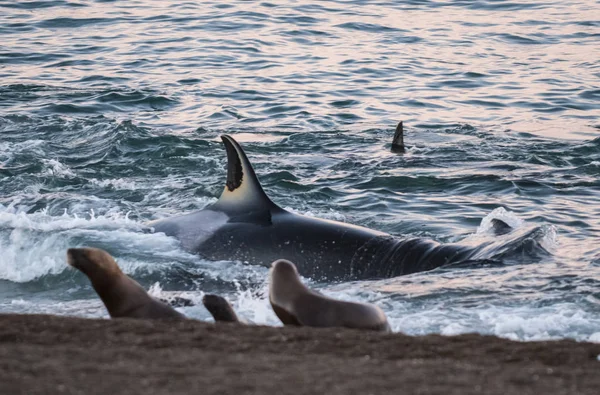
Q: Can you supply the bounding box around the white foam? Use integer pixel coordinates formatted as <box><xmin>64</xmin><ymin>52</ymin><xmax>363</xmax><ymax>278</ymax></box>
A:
<box><xmin>147</xmin><ymin>282</ymin><xmax>164</xmax><ymax>297</ymax></box>
<box><xmin>0</xmin><ymin>226</ymin><xmax>72</xmax><ymax>282</ymax></box>
<box><xmin>43</xmin><ymin>159</ymin><xmax>76</xmax><ymax>178</ymax></box>
<box><xmin>385</xmin><ymin>300</ymin><xmax>600</xmax><ymax>342</ymax></box>
<box><xmin>0</xmin><ymin>203</ymin><xmax>144</xmax><ymax>232</ymax></box>
<box><xmin>89</xmin><ymin>178</ymin><xmax>138</xmax><ymax>190</ymax></box>
<box><xmin>440</xmin><ymin>322</ymin><xmax>471</xmax><ymax>336</ymax></box>
<box><xmin>283</xmin><ymin>206</ymin><xmax>346</xmax><ymax>222</ymax></box>
<box><xmin>146</xmin><ymin>282</ymin><xmax>203</xmax><ymax>304</ymax></box>
<box><xmin>0</xmin><ymin>205</ymin><xmax>184</xmax><ymax>282</ymax></box>
<box><xmin>0</xmin><ymin>298</ymin><xmax>107</xmax><ymax>318</ymax></box>
<box><xmin>307</xmin><ymin>276</ymin><xmax>600</xmax><ymax>342</ymax></box>
<box><xmin>538</xmin><ymin>224</ymin><xmax>559</xmax><ymax>253</ymax></box>
<box><xmin>185</xmin><ymin>154</ymin><xmax>221</xmax><ymax>165</ymax></box>
<box><xmin>230</xmin><ymin>279</ymin><xmax>279</xmax><ymax>325</ymax></box>
<box><xmin>588</xmin><ymin>333</ymin><xmax>600</xmax><ymax>343</ymax></box>
<box><xmin>0</xmin><ymin>139</ymin><xmax>45</xmax><ymax>161</ymax></box>
<box><xmin>483</xmin><ymin>307</ymin><xmax>590</xmax><ymax>340</ymax></box>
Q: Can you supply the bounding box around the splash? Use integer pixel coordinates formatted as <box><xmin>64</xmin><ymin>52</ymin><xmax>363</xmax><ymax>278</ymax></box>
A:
<box><xmin>283</xmin><ymin>206</ymin><xmax>347</xmax><ymax>221</ymax></box>
<box><xmin>42</xmin><ymin>159</ymin><xmax>76</xmax><ymax>178</ymax></box>
<box><xmin>229</xmin><ymin>278</ymin><xmax>279</xmax><ymax>325</ymax></box>
<box><xmin>476</xmin><ymin>207</ymin><xmax>524</xmax><ymax>235</ymax></box>
<box><xmin>0</xmin><ymin>205</ymin><xmax>180</xmax><ymax>282</ymax></box>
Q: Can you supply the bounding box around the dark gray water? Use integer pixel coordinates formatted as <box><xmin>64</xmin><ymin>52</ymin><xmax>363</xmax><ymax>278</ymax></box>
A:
<box><xmin>1</xmin><ymin>0</ymin><xmax>599</xmax><ymax>341</ymax></box>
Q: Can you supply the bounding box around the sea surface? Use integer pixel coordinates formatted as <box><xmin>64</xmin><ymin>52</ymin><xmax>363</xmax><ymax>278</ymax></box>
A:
<box><xmin>1</xmin><ymin>0</ymin><xmax>599</xmax><ymax>341</ymax></box>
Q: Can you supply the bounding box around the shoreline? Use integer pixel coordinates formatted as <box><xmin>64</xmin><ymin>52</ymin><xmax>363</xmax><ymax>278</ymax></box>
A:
<box><xmin>1</xmin><ymin>314</ymin><xmax>599</xmax><ymax>394</ymax></box>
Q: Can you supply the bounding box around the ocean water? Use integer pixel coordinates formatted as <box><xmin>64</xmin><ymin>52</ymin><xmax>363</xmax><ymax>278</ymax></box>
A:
<box><xmin>1</xmin><ymin>0</ymin><xmax>599</xmax><ymax>341</ymax></box>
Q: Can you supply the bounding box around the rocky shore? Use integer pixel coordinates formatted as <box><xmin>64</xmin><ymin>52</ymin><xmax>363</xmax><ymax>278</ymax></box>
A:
<box><xmin>1</xmin><ymin>314</ymin><xmax>598</xmax><ymax>395</ymax></box>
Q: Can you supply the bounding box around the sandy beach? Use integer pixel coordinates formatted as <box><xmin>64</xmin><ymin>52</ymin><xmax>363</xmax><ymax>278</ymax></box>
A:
<box><xmin>1</xmin><ymin>314</ymin><xmax>598</xmax><ymax>395</ymax></box>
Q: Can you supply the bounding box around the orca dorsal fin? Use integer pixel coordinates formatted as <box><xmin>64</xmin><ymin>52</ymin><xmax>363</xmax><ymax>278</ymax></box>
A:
<box><xmin>212</xmin><ymin>135</ymin><xmax>280</xmax><ymax>215</ymax></box>
<box><xmin>391</xmin><ymin>121</ymin><xmax>405</xmax><ymax>153</ymax></box>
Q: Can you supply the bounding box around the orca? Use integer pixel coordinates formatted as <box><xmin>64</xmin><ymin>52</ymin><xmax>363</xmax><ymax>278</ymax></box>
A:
<box><xmin>150</xmin><ymin>135</ymin><xmax>509</xmax><ymax>281</ymax></box>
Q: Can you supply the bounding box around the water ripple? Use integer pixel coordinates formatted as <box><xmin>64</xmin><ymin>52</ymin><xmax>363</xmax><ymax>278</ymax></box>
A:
<box><xmin>0</xmin><ymin>0</ymin><xmax>596</xmax><ymax>136</ymax></box>
<box><xmin>0</xmin><ymin>0</ymin><xmax>599</xmax><ymax>340</ymax></box>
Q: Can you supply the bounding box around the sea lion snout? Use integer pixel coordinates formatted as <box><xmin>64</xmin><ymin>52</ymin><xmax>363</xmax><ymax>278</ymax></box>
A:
<box><xmin>67</xmin><ymin>248</ymin><xmax>89</xmax><ymax>270</ymax></box>
<box><xmin>270</xmin><ymin>259</ymin><xmax>304</xmax><ymax>296</ymax></box>
<box><xmin>66</xmin><ymin>247</ymin><xmax>121</xmax><ymax>277</ymax></box>
<box><xmin>270</xmin><ymin>259</ymin><xmax>299</xmax><ymax>278</ymax></box>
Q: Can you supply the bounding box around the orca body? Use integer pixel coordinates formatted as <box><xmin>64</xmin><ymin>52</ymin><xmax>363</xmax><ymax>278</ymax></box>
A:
<box><xmin>150</xmin><ymin>135</ymin><xmax>491</xmax><ymax>280</ymax></box>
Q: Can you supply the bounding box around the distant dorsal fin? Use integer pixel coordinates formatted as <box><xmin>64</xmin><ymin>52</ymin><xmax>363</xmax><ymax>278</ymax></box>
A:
<box><xmin>212</xmin><ymin>135</ymin><xmax>280</xmax><ymax>215</ymax></box>
<box><xmin>391</xmin><ymin>121</ymin><xmax>405</xmax><ymax>153</ymax></box>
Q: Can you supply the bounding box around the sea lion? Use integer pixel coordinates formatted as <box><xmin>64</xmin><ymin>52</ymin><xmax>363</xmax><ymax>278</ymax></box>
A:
<box><xmin>202</xmin><ymin>294</ymin><xmax>241</xmax><ymax>323</ymax></box>
<box><xmin>67</xmin><ymin>247</ymin><xmax>185</xmax><ymax>320</ymax></box>
<box><xmin>269</xmin><ymin>259</ymin><xmax>391</xmax><ymax>332</ymax></box>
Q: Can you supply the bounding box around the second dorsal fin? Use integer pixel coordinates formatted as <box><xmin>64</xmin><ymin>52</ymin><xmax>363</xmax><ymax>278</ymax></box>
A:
<box><xmin>391</xmin><ymin>121</ymin><xmax>405</xmax><ymax>153</ymax></box>
<box><xmin>490</xmin><ymin>218</ymin><xmax>513</xmax><ymax>236</ymax></box>
<box><xmin>212</xmin><ymin>135</ymin><xmax>280</xmax><ymax>215</ymax></box>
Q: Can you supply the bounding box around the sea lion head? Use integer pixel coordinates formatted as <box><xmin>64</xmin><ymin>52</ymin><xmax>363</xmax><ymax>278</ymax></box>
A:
<box><xmin>67</xmin><ymin>247</ymin><xmax>123</xmax><ymax>283</ymax></box>
<box><xmin>202</xmin><ymin>294</ymin><xmax>240</xmax><ymax>323</ymax></box>
<box><xmin>269</xmin><ymin>259</ymin><xmax>307</xmax><ymax>326</ymax></box>
<box><xmin>270</xmin><ymin>259</ymin><xmax>302</xmax><ymax>284</ymax></box>
<box><xmin>269</xmin><ymin>259</ymin><xmax>306</xmax><ymax>300</ymax></box>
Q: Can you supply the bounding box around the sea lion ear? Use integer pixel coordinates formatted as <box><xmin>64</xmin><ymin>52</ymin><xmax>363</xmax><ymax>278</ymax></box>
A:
<box><xmin>212</xmin><ymin>135</ymin><xmax>282</xmax><ymax>215</ymax></box>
